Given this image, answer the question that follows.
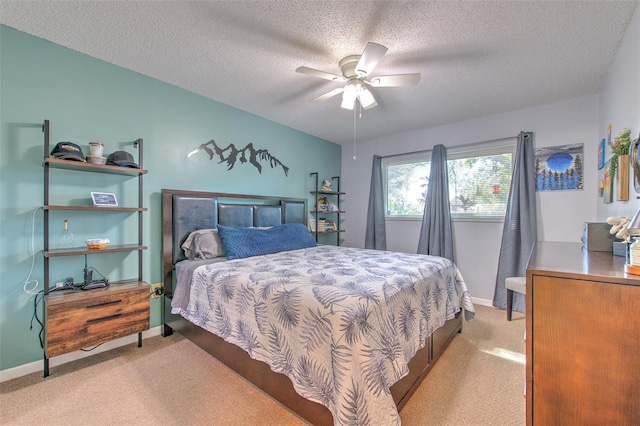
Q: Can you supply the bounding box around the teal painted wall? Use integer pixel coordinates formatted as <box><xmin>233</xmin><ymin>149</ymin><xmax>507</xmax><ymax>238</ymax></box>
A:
<box><xmin>0</xmin><ymin>26</ymin><xmax>341</xmax><ymax>371</ymax></box>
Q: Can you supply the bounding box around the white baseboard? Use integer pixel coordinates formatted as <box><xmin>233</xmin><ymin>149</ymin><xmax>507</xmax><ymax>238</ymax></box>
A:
<box><xmin>471</xmin><ymin>296</ymin><xmax>494</xmax><ymax>307</ymax></box>
<box><xmin>0</xmin><ymin>326</ymin><xmax>162</xmax><ymax>383</ymax></box>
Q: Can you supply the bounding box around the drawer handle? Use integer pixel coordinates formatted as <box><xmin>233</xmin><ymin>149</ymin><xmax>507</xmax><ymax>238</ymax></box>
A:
<box><xmin>86</xmin><ymin>299</ymin><xmax>122</xmax><ymax>309</ymax></box>
<box><xmin>86</xmin><ymin>313</ymin><xmax>122</xmax><ymax>323</ymax></box>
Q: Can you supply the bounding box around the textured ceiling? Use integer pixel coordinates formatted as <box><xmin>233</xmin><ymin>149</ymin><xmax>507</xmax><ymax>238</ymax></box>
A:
<box><xmin>1</xmin><ymin>1</ymin><xmax>637</xmax><ymax>145</ymax></box>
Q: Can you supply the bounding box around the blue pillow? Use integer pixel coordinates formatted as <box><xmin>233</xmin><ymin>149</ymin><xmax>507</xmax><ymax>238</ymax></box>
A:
<box><xmin>216</xmin><ymin>223</ymin><xmax>316</xmax><ymax>260</ymax></box>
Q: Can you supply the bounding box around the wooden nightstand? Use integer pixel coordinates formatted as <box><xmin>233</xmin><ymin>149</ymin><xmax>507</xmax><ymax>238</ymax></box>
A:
<box><xmin>45</xmin><ymin>281</ymin><xmax>149</xmax><ymax>358</ymax></box>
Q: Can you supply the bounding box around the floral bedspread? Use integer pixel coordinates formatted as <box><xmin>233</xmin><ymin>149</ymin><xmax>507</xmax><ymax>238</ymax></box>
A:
<box><xmin>176</xmin><ymin>245</ymin><xmax>475</xmax><ymax>425</ymax></box>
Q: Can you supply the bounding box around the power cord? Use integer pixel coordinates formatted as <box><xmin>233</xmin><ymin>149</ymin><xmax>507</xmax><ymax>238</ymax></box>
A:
<box><xmin>80</xmin><ymin>344</ymin><xmax>103</xmax><ymax>352</ymax></box>
<box><xmin>150</xmin><ymin>286</ymin><xmax>163</xmax><ymax>299</ymax></box>
<box><xmin>23</xmin><ymin>207</ymin><xmax>43</xmax><ymax>295</ymax></box>
<box><xmin>29</xmin><ymin>290</ymin><xmax>45</xmax><ymax>349</ymax></box>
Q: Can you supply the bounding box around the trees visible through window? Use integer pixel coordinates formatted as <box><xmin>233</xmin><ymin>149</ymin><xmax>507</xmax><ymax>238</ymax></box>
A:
<box><xmin>383</xmin><ymin>146</ymin><xmax>515</xmax><ymax>220</ymax></box>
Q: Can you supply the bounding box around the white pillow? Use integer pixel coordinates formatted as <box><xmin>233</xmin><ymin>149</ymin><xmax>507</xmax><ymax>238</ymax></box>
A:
<box><xmin>181</xmin><ymin>229</ymin><xmax>225</xmax><ymax>260</ymax></box>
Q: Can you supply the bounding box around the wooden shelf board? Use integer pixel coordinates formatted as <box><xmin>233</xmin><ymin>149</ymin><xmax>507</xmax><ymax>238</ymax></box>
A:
<box><xmin>44</xmin><ymin>244</ymin><xmax>147</xmax><ymax>258</ymax></box>
<box><xmin>310</xmin><ymin>190</ymin><xmax>345</xmax><ymax>195</ymax></box>
<box><xmin>45</xmin><ymin>205</ymin><xmax>146</xmax><ymax>212</ymax></box>
<box><xmin>44</xmin><ymin>157</ymin><xmax>147</xmax><ymax>176</ymax></box>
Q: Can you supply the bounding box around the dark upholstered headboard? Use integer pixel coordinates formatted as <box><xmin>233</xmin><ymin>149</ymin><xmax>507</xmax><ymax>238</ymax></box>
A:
<box><xmin>162</xmin><ymin>189</ymin><xmax>307</xmax><ymax>290</ymax></box>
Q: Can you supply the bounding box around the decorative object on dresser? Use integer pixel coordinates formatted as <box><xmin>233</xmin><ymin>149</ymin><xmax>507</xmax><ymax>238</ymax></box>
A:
<box><xmin>623</xmin><ymin>208</ymin><xmax>640</xmax><ymax>275</ymax></box>
<box><xmin>41</xmin><ymin>119</ymin><xmax>149</xmax><ymax>377</ymax></box>
<box><xmin>526</xmin><ymin>242</ymin><xmax>640</xmax><ymax>425</ymax></box>
<box><xmin>583</xmin><ymin>221</ymin><xmax>619</xmax><ymax>252</ymax></box>
<box><xmin>309</xmin><ymin>172</ymin><xmax>344</xmax><ymax>246</ymax></box>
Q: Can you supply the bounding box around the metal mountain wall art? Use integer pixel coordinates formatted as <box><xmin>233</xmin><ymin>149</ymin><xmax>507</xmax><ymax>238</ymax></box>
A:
<box><xmin>189</xmin><ymin>139</ymin><xmax>290</xmax><ymax>176</ymax></box>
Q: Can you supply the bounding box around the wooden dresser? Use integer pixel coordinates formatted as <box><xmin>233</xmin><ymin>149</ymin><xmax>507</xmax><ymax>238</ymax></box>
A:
<box><xmin>526</xmin><ymin>242</ymin><xmax>640</xmax><ymax>425</ymax></box>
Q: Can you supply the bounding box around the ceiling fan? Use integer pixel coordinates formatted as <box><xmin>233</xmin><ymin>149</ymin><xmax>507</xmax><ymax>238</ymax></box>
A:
<box><xmin>296</xmin><ymin>42</ymin><xmax>420</xmax><ymax>111</ymax></box>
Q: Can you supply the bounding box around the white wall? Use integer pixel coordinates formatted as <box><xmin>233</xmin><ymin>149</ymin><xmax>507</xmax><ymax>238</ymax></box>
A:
<box><xmin>342</xmin><ymin>6</ymin><xmax>639</xmax><ymax>305</ymax></box>
<box><xmin>342</xmin><ymin>96</ymin><xmax>598</xmax><ymax>304</ymax></box>
<box><xmin>598</xmin><ymin>5</ymin><xmax>640</xmax><ymax>221</ymax></box>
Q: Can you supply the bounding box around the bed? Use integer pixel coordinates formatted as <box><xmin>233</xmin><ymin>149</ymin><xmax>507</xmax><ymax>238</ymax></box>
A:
<box><xmin>161</xmin><ymin>188</ymin><xmax>474</xmax><ymax>425</ymax></box>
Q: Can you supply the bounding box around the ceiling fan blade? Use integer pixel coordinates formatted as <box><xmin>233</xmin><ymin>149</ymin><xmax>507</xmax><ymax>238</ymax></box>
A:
<box><xmin>355</xmin><ymin>42</ymin><xmax>388</xmax><ymax>76</ymax></box>
<box><xmin>368</xmin><ymin>73</ymin><xmax>421</xmax><ymax>87</ymax></box>
<box><xmin>311</xmin><ymin>87</ymin><xmax>345</xmax><ymax>103</ymax></box>
<box><xmin>296</xmin><ymin>66</ymin><xmax>345</xmax><ymax>82</ymax></box>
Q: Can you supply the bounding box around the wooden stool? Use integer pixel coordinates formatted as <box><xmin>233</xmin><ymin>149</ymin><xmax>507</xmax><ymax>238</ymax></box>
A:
<box><xmin>506</xmin><ymin>276</ymin><xmax>526</xmax><ymax>321</ymax></box>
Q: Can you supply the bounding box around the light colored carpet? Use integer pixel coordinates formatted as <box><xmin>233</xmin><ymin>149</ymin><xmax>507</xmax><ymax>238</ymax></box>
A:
<box><xmin>0</xmin><ymin>305</ymin><xmax>525</xmax><ymax>425</ymax></box>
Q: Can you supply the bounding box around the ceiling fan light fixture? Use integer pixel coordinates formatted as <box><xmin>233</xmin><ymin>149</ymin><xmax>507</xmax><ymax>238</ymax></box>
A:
<box><xmin>341</xmin><ymin>82</ymin><xmax>358</xmax><ymax>110</ymax></box>
<box><xmin>358</xmin><ymin>87</ymin><xmax>377</xmax><ymax>110</ymax></box>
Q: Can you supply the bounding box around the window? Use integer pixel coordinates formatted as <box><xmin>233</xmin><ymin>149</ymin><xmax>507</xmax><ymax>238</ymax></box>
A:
<box><xmin>383</xmin><ymin>145</ymin><xmax>515</xmax><ymax>221</ymax></box>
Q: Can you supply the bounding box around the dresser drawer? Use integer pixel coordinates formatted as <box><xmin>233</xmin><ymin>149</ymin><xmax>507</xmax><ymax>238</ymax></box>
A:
<box><xmin>46</xmin><ymin>282</ymin><xmax>149</xmax><ymax>358</ymax></box>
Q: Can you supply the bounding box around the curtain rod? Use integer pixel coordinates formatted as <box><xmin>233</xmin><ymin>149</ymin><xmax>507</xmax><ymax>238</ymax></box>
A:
<box><xmin>380</xmin><ymin>134</ymin><xmax>521</xmax><ymax>160</ymax></box>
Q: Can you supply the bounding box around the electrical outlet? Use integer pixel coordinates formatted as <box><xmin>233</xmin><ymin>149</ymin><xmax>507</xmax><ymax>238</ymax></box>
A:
<box><xmin>150</xmin><ymin>283</ymin><xmax>163</xmax><ymax>299</ymax></box>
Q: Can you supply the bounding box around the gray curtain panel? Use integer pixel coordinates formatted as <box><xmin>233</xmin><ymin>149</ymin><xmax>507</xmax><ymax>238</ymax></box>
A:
<box><xmin>417</xmin><ymin>144</ymin><xmax>454</xmax><ymax>261</ymax></box>
<box><xmin>365</xmin><ymin>155</ymin><xmax>387</xmax><ymax>250</ymax></box>
<box><xmin>493</xmin><ymin>131</ymin><xmax>537</xmax><ymax>312</ymax></box>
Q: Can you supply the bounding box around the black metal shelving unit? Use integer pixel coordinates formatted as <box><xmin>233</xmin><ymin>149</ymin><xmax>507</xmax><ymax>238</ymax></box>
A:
<box><xmin>41</xmin><ymin>119</ymin><xmax>148</xmax><ymax>377</ymax></box>
<box><xmin>309</xmin><ymin>172</ymin><xmax>344</xmax><ymax>246</ymax></box>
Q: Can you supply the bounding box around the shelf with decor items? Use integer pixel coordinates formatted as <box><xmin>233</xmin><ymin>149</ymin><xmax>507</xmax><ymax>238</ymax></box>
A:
<box><xmin>309</xmin><ymin>172</ymin><xmax>344</xmax><ymax>246</ymax></box>
<box><xmin>41</xmin><ymin>119</ymin><xmax>149</xmax><ymax>377</ymax></box>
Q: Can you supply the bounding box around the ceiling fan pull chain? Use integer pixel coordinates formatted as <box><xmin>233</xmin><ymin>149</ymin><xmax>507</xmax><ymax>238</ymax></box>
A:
<box><xmin>353</xmin><ymin>103</ymin><xmax>357</xmax><ymax>160</ymax></box>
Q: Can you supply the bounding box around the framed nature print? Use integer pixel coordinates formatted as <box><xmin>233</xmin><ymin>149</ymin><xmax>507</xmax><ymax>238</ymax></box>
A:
<box><xmin>598</xmin><ymin>138</ymin><xmax>605</xmax><ymax>170</ymax></box>
<box><xmin>535</xmin><ymin>143</ymin><xmax>584</xmax><ymax>191</ymax></box>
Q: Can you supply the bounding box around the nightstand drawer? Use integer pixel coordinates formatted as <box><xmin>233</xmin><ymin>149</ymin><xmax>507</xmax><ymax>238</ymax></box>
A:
<box><xmin>46</xmin><ymin>283</ymin><xmax>149</xmax><ymax>357</ymax></box>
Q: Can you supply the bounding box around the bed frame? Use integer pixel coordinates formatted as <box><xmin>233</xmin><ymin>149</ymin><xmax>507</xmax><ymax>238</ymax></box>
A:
<box><xmin>161</xmin><ymin>188</ymin><xmax>463</xmax><ymax>425</ymax></box>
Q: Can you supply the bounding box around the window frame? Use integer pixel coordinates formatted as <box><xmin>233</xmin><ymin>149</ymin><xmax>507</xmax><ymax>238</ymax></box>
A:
<box><xmin>382</xmin><ymin>144</ymin><xmax>516</xmax><ymax>223</ymax></box>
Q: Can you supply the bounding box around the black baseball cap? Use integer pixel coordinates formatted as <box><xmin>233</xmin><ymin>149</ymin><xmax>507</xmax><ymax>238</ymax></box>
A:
<box><xmin>50</xmin><ymin>142</ymin><xmax>86</xmax><ymax>162</ymax></box>
<box><xmin>106</xmin><ymin>151</ymin><xmax>139</xmax><ymax>168</ymax></box>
